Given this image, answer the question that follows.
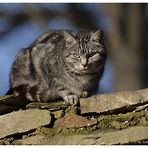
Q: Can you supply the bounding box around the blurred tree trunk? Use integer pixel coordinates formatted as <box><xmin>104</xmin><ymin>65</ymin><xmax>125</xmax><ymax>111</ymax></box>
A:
<box><xmin>103</xmin><ymin>4</ymin><xmax>146</xmax><ymax>91</ymax></box>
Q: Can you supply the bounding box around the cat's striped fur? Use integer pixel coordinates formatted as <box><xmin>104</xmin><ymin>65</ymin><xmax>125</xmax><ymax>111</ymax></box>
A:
<box><xmin>7</xmin><ymin>29</ymin><xmax>107</xmax><ymax>105</ymax></box>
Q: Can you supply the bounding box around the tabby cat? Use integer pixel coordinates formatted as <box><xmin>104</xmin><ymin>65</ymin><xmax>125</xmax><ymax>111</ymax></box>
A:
<box><xmin>7</xmin><ymin>29</ymin><xmax>107</xmax><ymax>105</ymax></box>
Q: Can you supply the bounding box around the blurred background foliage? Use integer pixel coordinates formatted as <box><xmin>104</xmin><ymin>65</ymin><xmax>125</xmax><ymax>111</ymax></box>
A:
<box><xmin>0</xmin><ymin>3</ymin><xmax>148</xmax><ymax>95</ymax></box>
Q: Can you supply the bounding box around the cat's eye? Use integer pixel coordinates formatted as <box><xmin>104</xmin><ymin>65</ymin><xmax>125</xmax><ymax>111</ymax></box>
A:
<box><xmin>73</xmin><ymin>53</ymin><xmax>80</xmax><ymax>59</ymax></box>
<box><xmin>88</xmin><ymin>53</ymin><xmax>100</xmax><ymax>62</ymax></box>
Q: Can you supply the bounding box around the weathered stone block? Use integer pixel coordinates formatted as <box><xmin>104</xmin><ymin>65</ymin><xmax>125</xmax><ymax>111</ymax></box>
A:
<box><xmin>80</xmin><ymin>88</ymin><xmax>148</xmax><ymax>114</ymax></box>
<box><xmin>54</xmin><ymin>114</ymin><xmax>97</xmax><ymax>128</ymax></box>
<box><xmin>0</xmin><ymin>109</ymin><xmax>51</xmax><ymax>139</ymax></box>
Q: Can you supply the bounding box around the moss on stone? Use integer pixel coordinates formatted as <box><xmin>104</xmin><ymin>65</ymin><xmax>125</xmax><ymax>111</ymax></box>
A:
<box><xmin>64</xmin><ymin>105</ymin><xmax>80</xmax><ymax>116</ymax></box>
<box><xmin>53</xmin><ymin>110</ymin><xmax>65</xmax><ymax>119</ymax></box>
<box><xmin>98</xmin><ymin>110</ymin><xmax>148</xmax><ymax>129</ymax></box>
<box><xmin>33</xmin><ymin>123</ymin><xmax>98</xmax><ymax>137</ymax></box>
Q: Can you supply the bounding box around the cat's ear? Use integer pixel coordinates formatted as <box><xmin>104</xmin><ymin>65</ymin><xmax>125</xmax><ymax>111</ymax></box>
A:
<box><xmin>90</xmin><ymin>29</ymin><xmax>103</xmax><ymax>42</ymax></box>
<box><xmin>63</xmin><ymin>31</ymin><xmax>76</xmax><ymax>47</ymax></box>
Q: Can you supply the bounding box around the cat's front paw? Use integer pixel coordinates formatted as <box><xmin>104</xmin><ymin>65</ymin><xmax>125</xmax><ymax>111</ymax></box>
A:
<box><xmin>64</xmin><ymin>95</ymin><xmax>79</xmax><ymax>105</ymax></box>
<box><xmin>78</xmin><ymin>91</ymin><xmax>88</xmax><ymax>98</ymax></box>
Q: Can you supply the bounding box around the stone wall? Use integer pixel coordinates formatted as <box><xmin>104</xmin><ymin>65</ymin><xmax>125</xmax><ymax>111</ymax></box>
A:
<box><xmin>1</xmin><ymin>88</ymin><xmax>148</xmax><ymax>145</ymax></box>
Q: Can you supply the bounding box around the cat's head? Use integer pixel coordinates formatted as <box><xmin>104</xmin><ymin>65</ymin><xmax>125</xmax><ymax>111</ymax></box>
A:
<box><xmin>62</xmin><ymin>29</ymin><xmax>107</xmax><ymax>75</ymax></box>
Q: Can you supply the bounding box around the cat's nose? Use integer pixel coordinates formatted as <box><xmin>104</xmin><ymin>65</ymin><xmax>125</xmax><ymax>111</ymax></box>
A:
<box><xmin>81</xmin><ymin>57</ymin><xmax>87</xmax><ymax>68</ymax></box>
